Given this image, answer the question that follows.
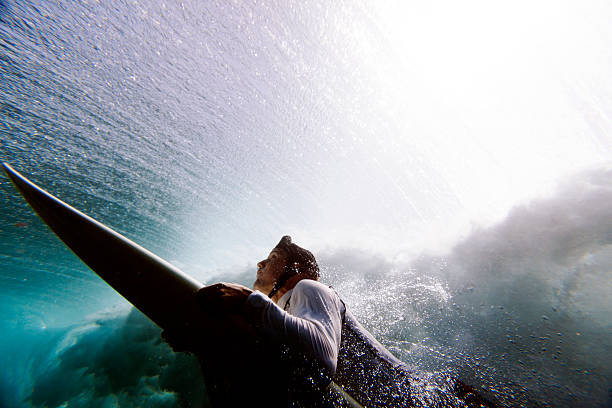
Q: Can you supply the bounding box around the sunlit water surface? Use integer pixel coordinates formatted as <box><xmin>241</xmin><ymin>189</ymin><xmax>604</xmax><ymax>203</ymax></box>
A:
<box><xmin>1</xmin><ymin>0</ymin><xmax>611</xmax><ymax>407</ymax></box>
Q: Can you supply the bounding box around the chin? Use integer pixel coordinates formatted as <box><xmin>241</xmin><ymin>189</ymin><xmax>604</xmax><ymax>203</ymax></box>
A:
<box><xmin>253</xmin><ymin>282</ymin><xmax>272</xmax><ymax>295</ymax></box>
<box><xmin>253</xmin><ymin>279</ymin><xmax>264</xmax><ymax>292</ymax></box>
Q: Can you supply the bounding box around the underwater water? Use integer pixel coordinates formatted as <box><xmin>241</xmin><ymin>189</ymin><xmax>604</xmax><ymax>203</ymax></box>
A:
<box><xmin>1</xmin><ymin>0</ymin><xmax>611</xmax><ymax>406</ymax></box>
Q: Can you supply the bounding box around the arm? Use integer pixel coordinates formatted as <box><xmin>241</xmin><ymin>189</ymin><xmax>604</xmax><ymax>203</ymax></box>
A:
<box><xmin>244</xmin><ymin>280</ymin><xmax>344</xmax><ymax>374</ymax></box>
<box><xmin>161</xmin><ymin>282</ymin><xmax>255</xmax><ymax>353</ymax></box>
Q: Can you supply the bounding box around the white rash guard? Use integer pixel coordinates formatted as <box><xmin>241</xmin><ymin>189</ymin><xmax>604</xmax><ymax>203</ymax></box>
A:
<box><xmin>244</xmin><ymin>279</ymin><xmax>345</xmax><ymax>374</ymax></box>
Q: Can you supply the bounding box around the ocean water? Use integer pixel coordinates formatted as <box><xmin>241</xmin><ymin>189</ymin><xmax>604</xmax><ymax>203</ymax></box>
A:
<box><xmin>1</xmin><ymin>0</ymin><xmax>611</xmax><ymax>407</ymax></box>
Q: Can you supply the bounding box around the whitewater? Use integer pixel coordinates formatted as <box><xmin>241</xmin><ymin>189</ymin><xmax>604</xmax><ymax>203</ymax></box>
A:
<box><xmin>1</xmin><ymin>0</ymin><xmax>611</xmax><ymax>407</ymax></box>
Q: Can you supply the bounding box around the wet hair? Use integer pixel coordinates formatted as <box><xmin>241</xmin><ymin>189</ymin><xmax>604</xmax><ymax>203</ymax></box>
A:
<box><xmin>268</xmin><ymin>236</ymin><xmax>319</xmax><ymax>297</ymax></box>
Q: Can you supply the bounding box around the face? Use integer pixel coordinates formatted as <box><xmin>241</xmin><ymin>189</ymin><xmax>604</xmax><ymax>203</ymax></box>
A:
<box><xmin>253</xmin><ymin>249</ymin><xmax>287</xmax><ymax>294</ymax></box>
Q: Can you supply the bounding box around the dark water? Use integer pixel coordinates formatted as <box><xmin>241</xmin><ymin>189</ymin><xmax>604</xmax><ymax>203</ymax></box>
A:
<box><xmin>1</xmin><ymin>0</ymin><xmax>611</xmax><ymax>406</ymax></box>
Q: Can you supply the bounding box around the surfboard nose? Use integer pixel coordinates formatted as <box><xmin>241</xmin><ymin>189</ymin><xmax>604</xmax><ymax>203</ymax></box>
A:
<box><xmin>3</xmin><ymin>162</ymin><xmax>21</xmax><ymax>183</ymax></box>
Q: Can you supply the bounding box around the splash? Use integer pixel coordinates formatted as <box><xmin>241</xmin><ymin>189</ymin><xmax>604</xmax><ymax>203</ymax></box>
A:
<box><xmin>323</xmin><ymin>167</ymin><xmax>612</xmax><ymax>406</ymax></box>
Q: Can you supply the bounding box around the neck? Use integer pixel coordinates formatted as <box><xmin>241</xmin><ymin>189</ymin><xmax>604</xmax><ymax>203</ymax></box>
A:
<box><xmin>271</xmin><ymin>275</ymin><xmax>302</xmax><ymax>303</ymax></box>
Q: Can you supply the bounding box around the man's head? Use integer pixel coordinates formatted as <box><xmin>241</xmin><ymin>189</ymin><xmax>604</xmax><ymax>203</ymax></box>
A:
<box><xmin>253</xmin><ymin>236</ymin><xmax>319</xmax><ymax>297</ymax></box>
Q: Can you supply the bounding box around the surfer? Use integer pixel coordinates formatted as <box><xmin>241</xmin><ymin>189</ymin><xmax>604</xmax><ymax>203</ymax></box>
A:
<box><xmin>211</xmin><ymin>235</ymin><xmax>344</xmax><ymax>373</ymax></box>
<box><xmin>217</xmin><ymin>235</ymin><xmax>343</xmax><ymax>371</ymax></box>
<box><xmin>163</xmin><ymin>236</ymin><xmax>345</xmax><ymax>407</ymax></box>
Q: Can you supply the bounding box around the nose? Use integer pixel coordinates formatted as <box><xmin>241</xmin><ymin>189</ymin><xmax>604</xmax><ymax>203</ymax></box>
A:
<box><xmin>257</xmin><ymin>259</ymin><xmax>267</xmax><ymax>269</ymax></box>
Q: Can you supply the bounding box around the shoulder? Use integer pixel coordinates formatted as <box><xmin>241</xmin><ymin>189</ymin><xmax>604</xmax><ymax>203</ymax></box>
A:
<box><xmin>292</xmin><ymin>279</ymin><xmax>340</xmax><ymax>304</ymax></box>
<box><xmin>290</xmin><ymin>279</ymin><xmax>344</xmax><ymax>328</ymax></box>
<box><xmin>293</xmin><ymin>279</ymin><xmax>332</xmax><ymax>295</ymax></box>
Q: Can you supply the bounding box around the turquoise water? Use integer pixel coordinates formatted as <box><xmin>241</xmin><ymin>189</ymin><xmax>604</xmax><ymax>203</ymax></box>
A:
<box><xmin>2</xmin><ymin>0</ymin><xmax>612</xmax><ymax>406</ymax></box>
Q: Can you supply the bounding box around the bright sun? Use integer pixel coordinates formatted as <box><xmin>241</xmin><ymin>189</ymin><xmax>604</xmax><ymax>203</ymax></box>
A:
<box><xmin>355</xmin><ymin>0</ymin><xmax>610</xmax><ymax>223</ymax></box>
